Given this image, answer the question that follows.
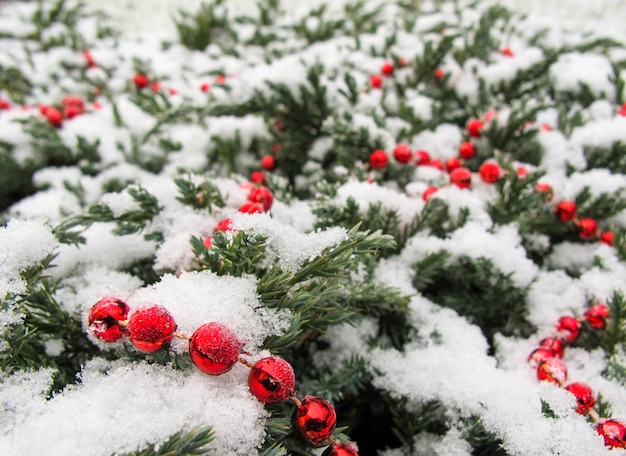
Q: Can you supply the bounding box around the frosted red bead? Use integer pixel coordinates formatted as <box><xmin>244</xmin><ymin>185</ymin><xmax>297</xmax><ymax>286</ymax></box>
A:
<box><xmin>597</xmin><ymin>419</ymin><xmax>626</xmax><ymax>448</ymax></box>
<box><xmin>133</xmin><ymin>73</ymin><xmax>149</xmax><ymax>89</ymax></box>
<box><xmin>381</xmin><ymin>62</ymin><xmax>394</xmax><ymax>77</ymax></box>
<box><xmin>458</xmin><ymin>141</ymin><xmax>476</xmax><ymax>159</ymax></box>
<box><xmin>576</xmin><ymin>218</ymin><xmax>598</xmax><ymax>240</ymax></box>
<box><xmin>45</xmin><ymin>107</ymin><xmax>63</xmax><ymax>128</ymax></box>
<box><xmin>248</xmin><ymin>356</ymin><xmax>295</xmax><ymax>403</ymax></box>
<box><xmin>479</xmin><ymin>162</ymin><xmax>501</xmax><ymax>183</ymax></box>
<box><xmin>248</xmin><ymin>186</ymin><xmax>274</xmax><ymax>211</ymax></box>
<box><xmin>450</xmin><ymin>167</ymin><xmax>472</xmax><ymax>189</ymax></box>
<box><xmin>239</xmin><ymin>201</ymin><xmax>265</xmax><ymax>214</ymax></box>
<box><xmin>369</xmin><ymin>149</ymin><xmax>388</xmax><ymax>169</ymax></box>
<box><xmin>600</xmin><ymin>231</ymin><xmax>615</xmax><ymax>246</ymax></box>
<box><xmin>564</xmin><ymin>382</ymin><xmax>595</xmax><ymax>415</ymax></box>
<box><xmin>214</xmin><ymin>217</ymin><xmax>234</xmax><ymax>233</ymax></box>
<box><xmin>554</xmin><ymin>201</ymin><xmax>577</xmax><ymax>222</ymax></box>
<box><xmin>584</xmin><ymin>304</ymin><xmax>609</xmax><ymax>329</ymax></box>
<box><xmin>88</xmin><ymin>297</ymin><xmax>130</xmax><ymax>342</ymax></box>
<box><xmin>127</xmin><ymin>306</ymin><xmax>177</xmax><ymax>353</ymax></box>
<box><xmin>422</xmin><ymin>186</ymin><xmax>439</xmax><ymax>202</ymax></box>
<box><xmin>537</xmin><ymin>357</ymin><xmax>567</xmax><ymax>385</ymax></box>
<box><xmin>261</xmin><ymin>155</ymin><xmax>276</xmax><ymax>171</ymax></box>
<box><xmin>415</xmin><ymin>150</ymin><xmax>431</xmax><ymax>165</ymax></box>
<box><xmin>528</xmin><ymin>348</ymin><xmax>555</xmax><ymax>368</ymax></box>
<box><xmin>370</xmin><ymin>74</ymin><xmax>382</xmax><ymax>89</ymax></box>
<box><xmin>538</xmin><ymin>337</ymin><xmax>565</xmax><ymax>358</ymax></box>
<box><xmin>321</xmin><ymin>442</ymin><xmax>359</xmax><ymax>456</ymax></box>
<box><xmin>445</xmin><ymin>157</ymin><xmax>462</xmax><ymax>173</ymax></box>
<box><xmin>556</xmin><ymin>316</ymin><xmax>581</xmax><ymax>343</ymax></box>
<box><xmin>393</xmin><ymin>144</ymin><xmax>412</xmax><ymax>163</ymax></box>
<box><xmin>466</xmin><ymin>118</ymin><xmax>484</xmax><ymax>138</ymax></box>
<box><xmin>293</xmin><ymin>396</ymin><xmax>337</xmax><ymax>446</ymax></box>
<box><xmin>189</xmin><ymin>322</ymin><xmax>241</xmax><ymax>375</ymax></box>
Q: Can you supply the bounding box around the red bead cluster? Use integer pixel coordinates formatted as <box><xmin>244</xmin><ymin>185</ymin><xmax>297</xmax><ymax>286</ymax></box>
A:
<box><xmin>37</xmin><ymin>95</ymin><xmax>88</xmax><ymax>128</ymax></box>
<box><xmin>553</xmin><ymin>200</ymin><xmax>614</xmax><ymax>244</ymax></box>
<box><xmin>527</xmin><ymin>304</ymin><xmax>626</xmax><ymax>448</ymax></box>
<box><xmin>87</xmin><ymin>297</ymin><xmax>358</xmax><ymax>453</ymax></box>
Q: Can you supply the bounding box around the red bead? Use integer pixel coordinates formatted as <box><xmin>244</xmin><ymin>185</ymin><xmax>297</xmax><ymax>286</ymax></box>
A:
<box><xmin>500</xmin><ymin>47</ymin><xmax>514</xmax><ymax>57</ymax></box>
<box><xmin>215</xmin><ymin>75</ymin><xmax>226</xmax><ymax>84</ymax></box>
<box><xmin>577</xmin><ymin>218</ymin><xmax>598</xmax><ymax>240</ymax></box>
<box><xmin>600</xmin><ymin>231</ymin><xmax>615</xmax><ymax>246</ymax></box>
<box><xmin>321</xmin><ymin>442</ymin><xmax>359</xmax><ymax>456</ymax></box>
<box><xmin>239</xmin><ymin>201</ymin><xmax>265</xmax><ymax>214</ymax></box>
<box><xmin>214</xmin><ymin>217</ymin><xmax>234</xmax><ymax>233</ymax></box>
<box><xmin>445</xmin><ymin>157</ymin><xmax>462</xmax><ymax>173</ymax></box>
<box><xmin>458</xmin><ymin>141</ymin><xmax>476</xmax><ymax>159</ymax></box>
<box><xmin>597</xmin><ymin>419</ymin><xmax>626</xmax><ymax>448</ymax></box>
<box><xmin>200</xmin><ymin>82</ymin><xmax>210</xmax><ymax>92</ymax></box>
<box><xmin>271</xmin><ymin>143</ymin><xmax>283</xmax><ymax>154</ymax></box>
<box><xmin>467</xmin><ymin>119</ymin><xmax>484</xmax><ymax>138</ymax></box>
<box><xmin>393</xmin><ymin>144</ymin><xmax>412</xmax><ymax>163</ymax></box>
<box><xmin>189</xmin><ymin>322</ymin><xmax>241</xmax><ymax>375</ymax></box>
<box><xmin>248</xmin><ymin>186</ymin><xmax>274</xmax><ymax>211</ymax></box>
<box><xmin>0</xmin><ymin>99</ymin><xmax>10</xmax><ymax>110</ymax></box>
<box><xmin>528</xmin><ymin>348</ymin><xmax>556</xmax><ymax>368</ymax></box>
<box><xmin>127</xmin><ymin>306</ymin><xmax>177</xmax><ymax>353</ymax></box>
<box><xmin>381</xmin><ymin>62</ymin><xmax>394</xmax><ymax>77</ymax></box>
<box><xmin>150</xmin><ymin>82</ymin><xmax>161</xmax><ymax>93</ymax></box>
<box><xmin>370</xmin><ymin>74</ymin><xmax>382</xmax><ymax>89</ymax></box>
<box><xmin>516</xmin><ymin>166</ymin><xmax>529</xmax><ymax>178</ymax></box>
<box><xmin>293</xmin><ymin>396</ymin><xmax>337</xmax><ymax>446</ymax></box>
<box><xmin>88</xmin><ymin>297</ymin><xmax>130</xmax><ymax>342</ymax></box>
<box><xmin>537</xmin><ymin>357</ymin><xmax>567</xmax><ymax>385</ymax></box>
<box><xmin>250</xmin><ymin>171</ymin><xmax>266</xmax><ymax>184</ymax></box>
<box><xmin>539</xmin><ymin>337</ymin><xmax>565</xmax><ymax>358</ymax></box>
<box><xmin>585</xmin><ymin>304</ymin><xmax>609</xmax><ymax>329</ymax></box>
<box><xmin>433</xmin><ymin>68</ymin><xmax>444</xmax><ymax>80</ymax></box>
<box><xmin>45</xmin><ymin>107</ymin><xmax>63</xmax><ymax>128</ymax></box>
<box><xmin>133</xmin><ymin>73</ymin><xmax>149</xmax><ymax>89</ymax></box>
<box><xmin>535</xmin><ymin>183</ymin><xmax>553</xmax><ymax>201</ymax></box>
<box><xmin>369</xmin><ymin>150</ymin><xmax>388</xmax><ymax>169</ymax></box>
<box><xmin>554</xmin><ymin>201</ymin><xmax>577</xmax><ymax>222</ymax></box>
<box><xmin>564</xmin><ymin>382</ymin><xmax>595</xmax><ymax>415</ymax></box>
<box><xmin>83</xmin><ymin>49</ymin><xmax>96</xmax><ymax>68</ymax></box>
<box><xmin>450</xmin><ymin>167</ymin><xmax>472</xmax><ymax>189</ymax></box>
<box><xmin>261</xmin><ymin>155</ymin><xmax>276</xmax><ymax>171</ymax></box>
<box><xmin>556</xmin><ymin>316</ymin><xmax>582</xmax><ymax>343</ymax></box>
<box><xmin>415</xmin><ymin>150</ymin><xmax>431</xmax><ymax>165</ymax></box>
<box><xmin>203</xmin><ymin>236</ymin><xmax>213</xmax><ymax>248</ymax></box>
<box><xmin>422</xmin><ymin>186</ymin><xmax>439</xmax><ymax>202</ymax></box>
<box><xmin>61</xmin><ymin>96</ymin><xmax>85</xmax><ymax>119</ymax></box>
<box><xmin>429</xmin><ymin>159</ymin><xmax>443</xmax><ymax>170</ymax></box>
<box><xmin>248</xmin><ymin>356</ymin><xmax>295</xmax><ymax>403</ymax></box>
<box><xmin>479</xmin><ymin>162</ymin><xmax>501</xmax><ymax>183</ymax></box>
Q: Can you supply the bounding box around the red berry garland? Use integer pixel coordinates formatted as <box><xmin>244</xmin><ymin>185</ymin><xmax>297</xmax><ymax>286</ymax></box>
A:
<box><xmin>479</xmin><ymin>162</ymin><xmax>501</xmax><ymax>183</ymax></box>
<box><xmin>584</xmin><ymin>304</ymin><xmax>609</xmax><ymax>329</ymax></box>
<box><xmin>127</xmin><ymin>306</ymin><xmax>177</xmax><ymax>353</ymax></box>
<box><xmin>381</xmin><ymin>62</ymin><xmax>394</xmax><ymax>77</ymax></box>
<box><xmin>322</xmin><ymin>442</ymin><xmax>359</xmax><ymax>456</ymax></box>
<box><xmin>458</xmin><ymin>141</ymin><xmax>476</xmax><ymax>159</ymax></box>
<box><xmin>369</xmin><ymin>150</ymin><xmax>388</xmax><ymax>169</ymax></box>
<box><xmin>554</xmin><ymin>200</ymin><xmax>577</xmax><ymax>222</ymax></box>
<box><xmin>248</xmin><ymin>356</ymin><xmax>295</xmax><ymax>403</ymax></box>
<box><xmin>466</xmin><ymin>118</ymin><xmax>484</xmax><ymax>138</ymax></box>
<box><xmin>450</xmin><ymin>167</ymin><xmax>472</xmax><ymax>189</ymax></box>
<box><xmin>576</xmin><ymin>218</ymin><xmax>598</xmax><ymax>240</ymax></box>
<box><xmin>415</xmin><ymin>150</ymin><xmax>431</xmax><ymax>165</ymax></box>
<box><xmin>564</xmin><ymin>382</ymin><xmax>595</xmax><ymax>415</ymax></box>
<box><xmin>189</xmin><ymin>322</ymin><xmax>242</xmax><ymax>375</ymax></box>
<box><xmin>393</xmin><ymin>144</ymin><xmax>412</xmax><ymax>163</ymax></box>
<box><xmin>88</xmin><ymin>297</ymin><xmax>130</xmax><ymax>342</ymax></box>
<box><xmin>597</xmin><ymin>419</ymin><xmax>626</xmax><ymax>448</ymax></box>
<box><xmin>293</xmin><ymin>396</ymin><xmax>337</xmax><ymax>446</ymax></box>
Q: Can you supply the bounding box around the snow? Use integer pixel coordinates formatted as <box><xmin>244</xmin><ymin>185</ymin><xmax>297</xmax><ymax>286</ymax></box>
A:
<box><xmin>1</xmin><ymin>0</ymin><xmax>626</xmax><ymax>454</ymax></box>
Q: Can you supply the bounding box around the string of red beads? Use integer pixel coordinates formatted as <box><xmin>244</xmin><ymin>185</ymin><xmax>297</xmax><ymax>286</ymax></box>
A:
<box><xmin>87</xmin><ymin>297</ymin><xmax>358</xmax><ymax>453</ymax></box>
<box><xmin>527</xmin><ymin>304</ymin><xmax>626</xmax><ymax>449</ymax></box>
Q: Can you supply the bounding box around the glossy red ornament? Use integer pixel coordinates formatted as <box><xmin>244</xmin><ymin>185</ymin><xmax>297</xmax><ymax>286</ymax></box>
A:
<box><xmin>479</xmin><ymin>162</ymin><xmax>501</xmax><ymax>183</ymax></box>
<box><xmin>133</xmin><ymin>73</ymin><xmax>149</xmax><ymax>89</ymax></box>
<box><xmin>293</xmin><ymin>396</ymin><xmax>337</xmax><ymax>446</ymax></box>
<box><xmin>450</xmin><ymin>167</ymin><xmax>472</xmax><ymax>189</ymax></box>
<box><xmin>250</xmin><ymin>171</ymin><xmax>266</xmax><ymax>184</ymax></box>
<box><xmin>88</xmin><ymin>297</ymin><xmax>130</xmax><ymax>342</ymax></box>
<box><xmin>564</xmin><ymin>382</ymin><xmax>595</xmax><ymax>415</ymax></box>
<box><xmin>556</xmin><ymin>316</ymin><xmax>581</xmax><ymax>343</ymax></box>
<box><xmin>597</xmin><ymin>419</ymin><xmax>626</xmax><ymax>448</ymax></box>
<box><xmin>393</xmin><ymin>144</ymin><xmax>412</xmax><ymax>163</ymax></box>
<box><xmin>200</xmin><ymin>82</ymin><xmax>210</xmax><ymax>92</ymax></box>
<box><xmin>458</xmin><ymin>141</ymin><xmax>476</xmax><ymax>159</ymax></box>
<box><xmin>466</xmin><ymin>119</ymin><xmax>484</xmax><ymax>138</ymax></box>
<box><xmin>584</xmin><ymin>304</ymin><xmax>609</xmax><ymax>329</ymax></box>
<box><xmin>45</xmin><ymin>107</ymin><xmax>63</xmax><ymax>128</ymax></box>
<box><xmin>189</xmin><ymin>322</ymin><xmax>241</xmax><ymax>375</ymax></box>
<box><xmin>538</xmin><ymin>337</ymin><xmax>565</xmax><ymax>358</ymax></box>
<box><xmin>554</xmin><ymin>201</ymin><xmax>577</xmax><ymax>222</ymax></box>
<box><xmin>321</xmin><ymin>442</ymin><xmax>359</xmax><ymax>456</ymax></box>
<box><xmin>422</xmin><ymin>186</ymin><xmax>439</xmax><ymax>202</ymax></box>
<box><xmin>370</xmin><ymin>75</ymin><xmax>382</xmax><ymax>89</ymax></box>
<box><xmin>214</xmin><ymin>217</ymin><xmax>234</xmax><ymax>233</ymax></box>
<box><xmin>369</xmin><ymin>150</ymin><xmax>388</xmax><ymax>169</ymax></box>
<box><xmin>261</xmin><ymin>155</ymin><xmax>276</xmax><ymax>171</ymax></box>
<box><xmin>239</xmin><ymin>201</ymin><xmax>265</xmax><ymax>214</ymax></box>
<box><xmin>528</xmin><ymin>348</ymin><xmax>555</xmax><ymax>368</ymax></box>
<box><xmin>248</xmin><ymin>356</ymin><xmax>295</xmax><ymax>403</ymax></box>
<box><xmin>600</xmin><ymin>231</ymin><xmax>615</xmax><ymax>246</ymax></box>
<box><xmin>445</xmin><ymin>157</ymin><xmax>462</xmax><ymax>173</ymax></box>
<box><xmin>381</xmin><ymin>62</ymin><xmax>394</xmax><ymax>77</ymax></box>
<box><xmin>429</xmin><ymin>159</ymin><xmax>443</xmax><ymax>170</ymax></box>
<box><xmin>248</xmin><ymin>186</ymin><xmax>274</xmax><ymax>211</ymax></box>
<box><xmin>576</xmin><ymin>218</ymin><xmax>598</xmax><ymax>240</ymax></box>
<box><xmin>415</xmin><ymin>150</ymin><xmax>431</xmax><ymax>165</ymax></box>
<box><xmin>127</xmin><ymin>306</ymin><xmax>177</xmax><ymax>353</ymax></box>
<box><xmin>537</xmin><ymin>357</ymin><xmax>567</xmax><ymax>385</ymax></box>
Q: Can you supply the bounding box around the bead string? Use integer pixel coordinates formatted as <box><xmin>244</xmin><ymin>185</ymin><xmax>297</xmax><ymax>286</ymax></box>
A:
<box><xmin>87</xmin><ymin>298</ymin><xmax>359</xmax><ymax>456</ymax></box>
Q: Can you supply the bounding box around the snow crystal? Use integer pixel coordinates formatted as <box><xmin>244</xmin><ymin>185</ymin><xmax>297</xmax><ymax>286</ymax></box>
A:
<box><xmin>550</xmin><ymin>53</ymin><xmax>615</xmax><ymax>99</ymax></box>
<box><xmin>0</xmin><ymin>219</ymin><xmax>57</xmax><ymax>298</ymax></box>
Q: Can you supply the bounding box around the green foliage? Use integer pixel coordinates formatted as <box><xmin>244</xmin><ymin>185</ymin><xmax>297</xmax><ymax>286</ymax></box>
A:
<box><xmin>386</xmin><ymin>397</ymin><xmax>446</xmax><ymax>451</ymax></box>
<box><xmin>413</xmin><ymin>253</ymin><xmax>534</xmax><ymax>349</ymax></box>
<box><xmin>175</xmin><ymin>177</ymin><xmax>225</xmax><ymax>213</ymax></box>
<box><xmin>292</xmin><ymin>4</ymin><xmax>345</xmax><ymax>44</ymax></box>
<box><xmin>0</xmin><ymin>65</ymin><xmax>32</xmax><ymax>104</ymax></box>
<box><xmin>175</xmin><ymin>0</ymin><xmax>236</xmax><ymax>52</ymax></box>
<box><xmin>462</xmin><ymin>416</ymin><xmax>509</xmax><ymax>456</ymax></box>
<box><xmin>584</xmin><ymin>141</ymin><xmax>626</xmax><ymax>175</ymax></box>
<box><xmin>191</xmin><ymin>231</ymin><xmax>269</xmax><ymax>277</ymax></box>
<box><xmin>114</xmin><ymin>426</ymin><xmax>215</xmax><ymax>456</ymax></box>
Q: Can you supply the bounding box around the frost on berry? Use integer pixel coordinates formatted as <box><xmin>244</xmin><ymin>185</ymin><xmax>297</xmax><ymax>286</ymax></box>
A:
<box><xmin>248</xmin><ymin>356</ymin><xmax>295</xmax><ymax>403</ymax></box>
<box><xmin>584</xmin><ymin>304</ymin><xmax>609</xmax><ymax>329</ymax></box>
<box><xmin>597</xmin><ymin>419</ymin><xmax>626</xmax><ymax>448</ymax></box>
<box><xmin>88</xmin><ymin>297</ymin><xmax>130</xmax><ymax>342</ymax></box>
<box><xmin>321</xmin><ymin>442</ymin><xmax>359</xmax><ymax>456</ymax></box>
<box><xmin>189</xmin><ymin>322</ymin><xmax>242</xmax><ymax>375</ymax></box>
<box><xmin>564</xmin><ymin>382</ymin><xmax>595</xmax><ymax>415</ymax></box>
<box><xmin>537</xmin><ymin>357</ymin><xmax>567</xmax><ymax>385</ymax></box>
<box><xmin>127</xmin><ymin>306</ymin><xmax>177</xmax><ymax>353</ymax></box>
